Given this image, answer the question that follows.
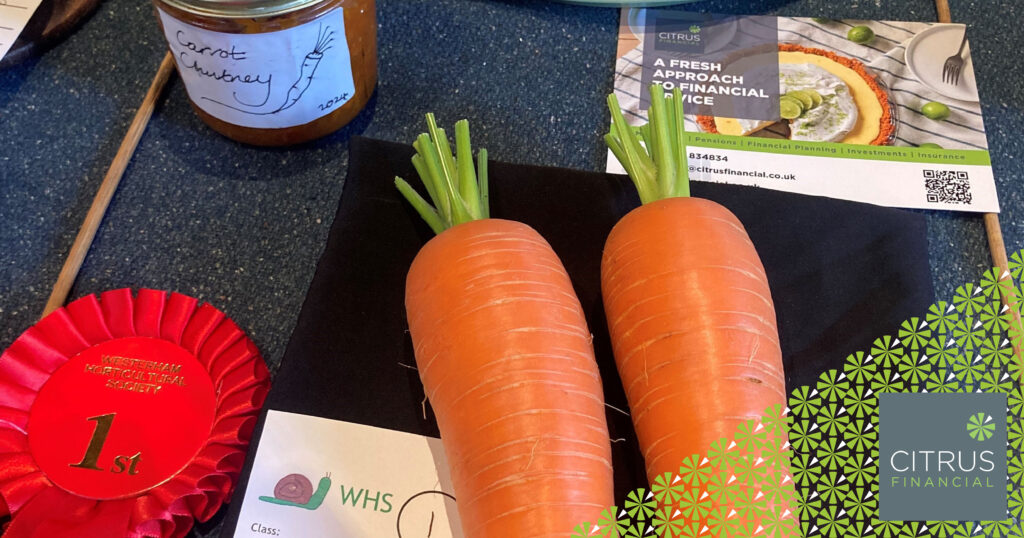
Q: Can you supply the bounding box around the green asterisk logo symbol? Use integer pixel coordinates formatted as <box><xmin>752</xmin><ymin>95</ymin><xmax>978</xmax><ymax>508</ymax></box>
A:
<box><xmin>689</xmin><ymin>24</ymin><xmax>701</xmax><ymax>33</ymax></box>
<box><xmin>966</xmin><ymin>412</ymin><xmax>995</xmax><ymax>441</ymax></box>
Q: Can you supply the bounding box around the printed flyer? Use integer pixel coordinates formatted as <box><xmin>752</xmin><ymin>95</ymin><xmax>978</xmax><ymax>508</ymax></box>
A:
<box><xmin>611</xmin><ymin>10</ymin><xmax>999</xmax><ymax>212</ymax></box>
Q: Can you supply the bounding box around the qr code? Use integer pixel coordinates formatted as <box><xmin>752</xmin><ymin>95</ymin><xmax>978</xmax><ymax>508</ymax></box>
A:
<box><xmin>924</xmin><ymin>169</ymin><xmax>972</xmax><ymax>204</ymax></box>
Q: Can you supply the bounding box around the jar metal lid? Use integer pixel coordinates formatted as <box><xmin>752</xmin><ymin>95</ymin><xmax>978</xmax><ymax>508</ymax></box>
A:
<box><xmin>158</xmin><ymin>0</ymin><xmax>325</xmax><ymax>18</ymax></box>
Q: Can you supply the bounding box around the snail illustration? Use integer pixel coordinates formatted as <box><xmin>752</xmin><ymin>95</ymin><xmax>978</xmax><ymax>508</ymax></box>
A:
<box><xmin>258</xmin><ymin>472</ymin><xmax>332</xmax><ymax>510</ymax></box>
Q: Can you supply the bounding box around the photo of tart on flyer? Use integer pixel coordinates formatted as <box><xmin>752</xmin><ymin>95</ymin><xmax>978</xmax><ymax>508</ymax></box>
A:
<box><xmin>695</xmin><ymin>43</ymin><xmax>898</xmax><ymax>146</ymax></box>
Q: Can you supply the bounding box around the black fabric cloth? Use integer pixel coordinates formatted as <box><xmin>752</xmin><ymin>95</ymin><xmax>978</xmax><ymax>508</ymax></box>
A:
<box><xmin>221</xmin><ymin>136</ymin><xmax>933</xmax><ymax>533</ymax></box>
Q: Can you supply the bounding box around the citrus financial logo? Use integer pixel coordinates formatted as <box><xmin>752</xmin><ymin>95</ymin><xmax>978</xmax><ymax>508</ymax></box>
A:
<box><xmin>652</xmin><ymin>14</ymin><xmax>704</xmax><ymax>53</ymax></box>
<box><xmin>879</xmin><ymin>393</ymin><xmax>1007</xmax><ymax>521</ymax></box>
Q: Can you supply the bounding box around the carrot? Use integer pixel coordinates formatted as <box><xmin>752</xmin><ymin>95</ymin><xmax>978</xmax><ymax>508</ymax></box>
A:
<box><xmin>604</xmin><ymin>85</ymin><xmax>792</xmax><ymax>516</ymax></box>
<box><xmin>395</xmin><ymin>114</ymin><xmax>614</xmax><ymax>536</ymax></box>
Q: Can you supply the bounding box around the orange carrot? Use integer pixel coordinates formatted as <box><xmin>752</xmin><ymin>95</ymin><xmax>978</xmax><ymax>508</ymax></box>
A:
<box><xmin>396</xmin><ymin>114</ymin><xmax>613</xmax><ymax>536</ymax></box>
<box><xmin>604</xmin><ymin>85</ymin><xmax>791</xmax><ymax>505</ymax></box>
<box><xmin>602</xmin><ymin>197</ymin><xmax>785</xmax><ymax>475</ymax></box>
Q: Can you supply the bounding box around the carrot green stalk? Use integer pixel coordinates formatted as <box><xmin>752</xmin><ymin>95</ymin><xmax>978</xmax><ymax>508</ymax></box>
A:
<box><xmin>603</xmin><ymin>85</ymin><xmax>792</xmax><ymax>531</ymax></box>
<box><xmin>477</xmin><ymin>148</ymin><xmax>489</xmax><ymax>219</ymax></box>
<box><xmin>396</xmin><ymin>114</ymin><xmax>487</xmax><ymax>231</ymax></box>
<box><xmin>454</xmin><ymin>120</ymin><xmax>481</xmax><ymax>218</ymax></box>
<box><xmin>394</xmin><ymin>177</ymin><xmax>444</xmax><ymax>234</ymax></box>
<box><xmin>396</xmin><ymin>114</ymin><xmax>613</xmax><ymax>536</ymax></box>
<box><xmin>606</xmin><ymin>84</ymin><xmax>690</xmax><ymax>200</ymax></box>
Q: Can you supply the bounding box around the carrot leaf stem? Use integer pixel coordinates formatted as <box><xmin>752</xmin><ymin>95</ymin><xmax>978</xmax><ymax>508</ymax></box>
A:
<box><xmin>671</xmin><ymin>89</ymin><xmax>690</xmax><ymax>198</ymax></box>
<box><xmin>606</xmin><ymin>85</ymin><xmax>691</xmax><ymax>203</ymax></box>
<box><xmin>410</xmin><ymin>154</ymin><xmax>441</xmax><ymax>211</ymax></box>
<box><xmin>413</xmin><ymin>134</ymin><xmax>452</xmax><ymax>219</ymax></box>
<box><xmin>648</xmin><ymin>84</ymin><xmax>676</xmax><ymax>199</ymax></box>
<box><xmin>455</xmin><ymin>120</ymin><xmax>482</xmax><ymax>219</ymax></box>
<box><xmin>477</xmin><ymin>148</ymin><xmax>490</xmax><ymax>219</ymax></box>
<box><xmin>395</xmin><ymin>114</ymin><xmax>490</xmax><ymax>234</ymax></box>
<box><xmin>429</xmin><ymin>126</ymin><xmax>472</xmax><ymax>225</ymax></box>
<box><xmin>395</xmin><ymin>178</ymin><xmax>445</xmax><ymax>234</ymax></box>
<box><xmin>607</xmin><ymin>95</ymin><xmax>657</xmax><ymax>204</ymax></box>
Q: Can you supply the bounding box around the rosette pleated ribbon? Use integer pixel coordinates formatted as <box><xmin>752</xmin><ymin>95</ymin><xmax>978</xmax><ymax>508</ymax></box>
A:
<box><xmin>0</xmin><ymin>289</ymin><xmax>270</xmax><ymax>537</ymax></box>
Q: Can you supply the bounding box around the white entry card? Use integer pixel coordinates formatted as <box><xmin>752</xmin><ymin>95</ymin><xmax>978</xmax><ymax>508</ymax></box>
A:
<box><xmin>0</xmin><ymin>0</ymin><xmax>45</xmax><ymax>62</ymax></box>
<box><xmin>232</xmin><ymin>410</ymin><xmax>462</xmax><ymax>538</ymax></box>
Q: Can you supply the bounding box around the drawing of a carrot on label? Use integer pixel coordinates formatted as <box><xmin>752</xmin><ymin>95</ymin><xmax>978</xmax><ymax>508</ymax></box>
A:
<box><xmin>203</xmin><ymin>24</ymin><xmax>335</xmax><ymax>115</ymax></box>
<box><xmin>276</xmin><ymin>24</ymin><xmax>335</xmax><ymax>112</ymax></box>
<box><xmin>259</xmin><ymin>472</ymin><xmax>332</xmax><ymax>510</ymax></box>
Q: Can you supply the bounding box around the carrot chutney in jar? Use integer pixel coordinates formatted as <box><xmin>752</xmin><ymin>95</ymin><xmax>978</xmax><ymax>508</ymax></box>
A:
<box><xmin>153</xmin><ymin>0</ymin><xmax>376</xmax><ymax>146</ymax></box>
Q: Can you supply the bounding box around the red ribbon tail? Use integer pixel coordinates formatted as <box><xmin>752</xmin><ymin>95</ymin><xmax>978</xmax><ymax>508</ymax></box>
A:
<box><xmin>5</xmin><ymin>487</ymin><xmax>133</xmax><ymax>538</ymax></box>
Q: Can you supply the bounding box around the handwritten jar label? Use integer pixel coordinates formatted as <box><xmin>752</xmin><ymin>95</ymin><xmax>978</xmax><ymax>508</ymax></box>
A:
<box><xmin>157</xmin><ymin>7</ymin><xmax>356</xmax><ymax>130</ymax></box>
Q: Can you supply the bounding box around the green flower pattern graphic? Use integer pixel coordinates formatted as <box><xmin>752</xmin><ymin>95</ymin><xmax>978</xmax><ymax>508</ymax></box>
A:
<box><xmin>573</xmin><ymin>253</ymin><xmax>1024</xmax><ymax>536</ymax></box>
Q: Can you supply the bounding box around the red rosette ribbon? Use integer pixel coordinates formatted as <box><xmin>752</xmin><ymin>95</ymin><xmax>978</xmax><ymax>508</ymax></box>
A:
<box><xmin>0</xmin><ymin>289</ymin><xmax>270</xmax><ymax>538</ymax></box>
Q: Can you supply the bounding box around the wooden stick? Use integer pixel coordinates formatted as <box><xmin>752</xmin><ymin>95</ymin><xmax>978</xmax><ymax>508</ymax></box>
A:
<box><xmin>935</xmin><ymin>0</ymin><xmax>952</xmax><ymax>24</ymax></box>
<box><xmin>934</xmin><ymin>0</ymin><xmax>1009</xmax><ymax>272</ymax></box>
<box><xmin>935</xmin><ymin>0</ymin><xmax>1023</xmax><ymax>381</ymax></box>
<box><xmin>41</xmin><ymin>52</ymin><xmax>176</xmax><ymax>318</ymax></box>
<box><xmin>987</xmin><ymin>212</ymin><xmax>1024</xmax><ymax>381</ymax></box>
<box><xmin>985</xmin><ymin>213</ymin><xmax>1011</xmax><ymax>271</ymax></box>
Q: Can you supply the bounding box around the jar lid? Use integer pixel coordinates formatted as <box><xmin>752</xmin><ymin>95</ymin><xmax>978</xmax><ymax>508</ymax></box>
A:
<box><xmin>159</xmin><ymin>0</ymin><xmax>325</xmax><ymax>18</ymax></box>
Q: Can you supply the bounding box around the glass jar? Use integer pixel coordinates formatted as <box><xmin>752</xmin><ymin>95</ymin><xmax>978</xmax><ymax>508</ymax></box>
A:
<box><xmin>153</xmin><ymin>0</ymin><xmax>376</xmax><ymax>146</ymax></box>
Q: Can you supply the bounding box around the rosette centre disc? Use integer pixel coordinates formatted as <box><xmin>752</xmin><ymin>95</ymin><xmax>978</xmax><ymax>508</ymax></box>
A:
<box><xmin>28</xmin><ymin>337</ymin><xmax>217</xmax><ymax>500</ymax></box>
